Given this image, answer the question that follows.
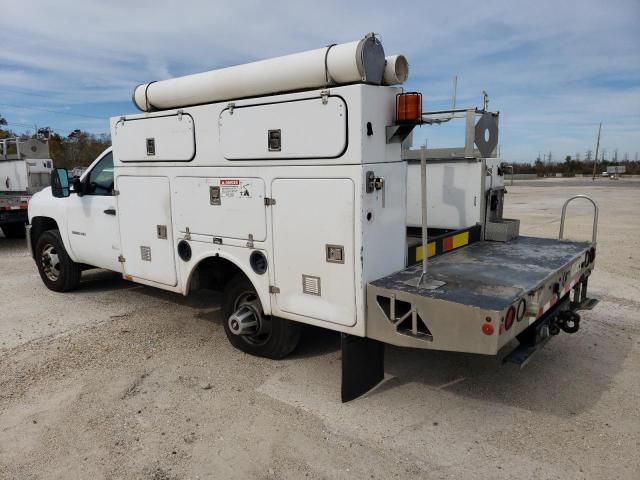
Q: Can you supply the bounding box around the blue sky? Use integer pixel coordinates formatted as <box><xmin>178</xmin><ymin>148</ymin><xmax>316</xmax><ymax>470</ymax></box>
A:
<box><xmin>1</xmin><ymin>0</ymin><xmax>639</xmax><ymax>162</ymax></box>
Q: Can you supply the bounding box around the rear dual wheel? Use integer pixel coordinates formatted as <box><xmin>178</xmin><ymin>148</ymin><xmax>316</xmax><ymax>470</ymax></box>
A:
<box><xmin>222</xmin><ymin>274</ymin><xmax>300</xmax><ymax>359</ymax></box>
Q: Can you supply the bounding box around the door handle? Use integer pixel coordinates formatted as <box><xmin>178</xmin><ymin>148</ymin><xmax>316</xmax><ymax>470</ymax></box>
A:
<box><xmin>104</xmin><ymin>208</ymin><xmax>116</xmax><ymax>215</ymax></box>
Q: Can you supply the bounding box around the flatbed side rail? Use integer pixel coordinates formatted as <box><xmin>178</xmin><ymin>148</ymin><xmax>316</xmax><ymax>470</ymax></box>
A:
<box><xmin>559</xmin><ymin>194</ymin><xmax>599</xmax><ymax>243</ymax></box>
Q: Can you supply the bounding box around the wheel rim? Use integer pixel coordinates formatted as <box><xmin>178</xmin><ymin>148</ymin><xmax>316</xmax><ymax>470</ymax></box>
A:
<box><xmin>40</xmin><ymin>243</ymin><xmax>61</xmax><ymax>282</ymax></box>
<box><xmin>232</xmin><ymin>290</ymin><xmax>272</xmax><ymax>346</ymax></box>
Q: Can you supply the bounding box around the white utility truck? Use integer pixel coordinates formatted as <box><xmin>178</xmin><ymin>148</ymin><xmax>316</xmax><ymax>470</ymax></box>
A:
<box><xmin>1</xmin><ymin>137</ymin><xmax>52</xmax><ymax>238</ymax></box>
<box><xmin>27</xmin><ymin>34</ymin><xmax>599</xmax><ymax>401</ymax></box>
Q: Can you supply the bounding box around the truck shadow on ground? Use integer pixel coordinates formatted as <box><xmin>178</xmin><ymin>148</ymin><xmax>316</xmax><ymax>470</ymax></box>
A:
<box><xmin>373</xmin><ymin>322</ymin><xmax>632</xmax><ymax>417</ymax></box>
<box><xmin>73</xmin><ymin>270</ymin><xmax>133</xmax><ymax>293</ymax></box>
<box><xmin>0</xmin><ymin>236</ymin><xmax>27</xmax><ymax>251</ymax></box>
<box><xmin>66</xmin><ymin>271</ymin><xmax>631</xmax><ymax>418</ymax></box>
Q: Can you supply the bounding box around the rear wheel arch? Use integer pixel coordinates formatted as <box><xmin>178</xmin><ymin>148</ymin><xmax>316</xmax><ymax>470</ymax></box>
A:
<box><xmin>185</xmin><ymin>253</ymin><xmax>270</xmax><ymax>312</ymax></box>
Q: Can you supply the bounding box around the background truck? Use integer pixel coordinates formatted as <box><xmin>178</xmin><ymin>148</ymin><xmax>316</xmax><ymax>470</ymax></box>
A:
<box><xmin>0</xmin><ymin>137</ymin><xmax>53</xmax><ymax>238</ymax></box>
<box><xmin>26</xmin><ymin>34</ymin><xmax>598</xmax><ymax>401</ymax></box>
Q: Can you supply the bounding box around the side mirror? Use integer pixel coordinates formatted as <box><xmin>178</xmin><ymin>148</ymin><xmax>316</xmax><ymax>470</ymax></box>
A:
<box><xmin>51</xmin><ymin>168</ymin><xmax>70</xmax><ymax>198</ymax></box>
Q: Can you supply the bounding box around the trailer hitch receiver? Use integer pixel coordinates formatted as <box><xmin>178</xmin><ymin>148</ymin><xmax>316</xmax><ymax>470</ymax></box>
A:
<box><xmin>557</xmin><ymin>310</ymin><xmax>580</xmax><ymax>334</ymax></box>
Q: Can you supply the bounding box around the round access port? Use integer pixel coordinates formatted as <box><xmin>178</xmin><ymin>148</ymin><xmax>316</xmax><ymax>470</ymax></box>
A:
<box><xmin>177</xmin><ymin>240</ymin><xmax>192</xmax><ymax>262</ymax></box>
<box><xmin>250</xmin><ymin>250</ymin><xmax>268</xmax><ymax>275</ymax></box>
<box><xmin>366</xmin><ymin>211</ymin><xmax>373</xmax><ymax>222</ymax></box>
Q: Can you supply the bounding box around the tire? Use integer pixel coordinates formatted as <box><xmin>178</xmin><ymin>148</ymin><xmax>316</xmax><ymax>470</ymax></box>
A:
<box><xmin>222</xmin><ymin>273</ymin><xmax>300</xmax><ymax>359</ymax></box>
<box><xmin>35</xmin><ymin>230</ymin><xmax>81</xmax><ymax>292</ymax></box>
<box><xmin>1</xmin><ymin>222</ymin><xmax>26</xmax><ymax>239</ymax></box>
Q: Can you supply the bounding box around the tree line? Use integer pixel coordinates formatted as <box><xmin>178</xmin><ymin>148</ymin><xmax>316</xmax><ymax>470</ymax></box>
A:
<box><xmin>510</xmin><ymin>155</ymin><xmax>640</xmax><ymax>176</ymax></box>
<box><xmin>1</xmin><ymin>112</ymin><xmax>110</xmax><ymax>169</ymax></box>
<box><xmin>1</xmin><ymin>111</ymin><xmax>638</xmax><ymax>174</ymax></box>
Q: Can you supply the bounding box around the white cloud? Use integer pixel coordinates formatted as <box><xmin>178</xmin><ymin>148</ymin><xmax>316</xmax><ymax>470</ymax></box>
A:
<box><xmin>1</xmin><ymin>0</ymin><xmax>638</xmax><ymax>160</ymax></box>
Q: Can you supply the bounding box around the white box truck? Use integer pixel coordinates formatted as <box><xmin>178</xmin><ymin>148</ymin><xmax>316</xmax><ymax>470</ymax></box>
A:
<box><xmin>26</xmin><ymin>34</ymin><xmax>598</xmax><ymax>400</ymax></box>
<box><xmin>0</xmin><ymin>137</ymin><xmax>53</xmax><ymax>238</ymax></box>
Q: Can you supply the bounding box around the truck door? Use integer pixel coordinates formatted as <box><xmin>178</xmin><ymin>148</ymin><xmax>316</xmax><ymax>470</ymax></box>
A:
<box><xmin>116</xmin><ymin>176</ymin><xmax>177</xmax><ymax>286</ymax></box>
<box><xmin>66</xmin><ymin>151</ymin><xmax>121</xmax><ymax>271</ymax></box>
<box><xmin>271</xmin><ymin>178</ymin><xmax>356</xmax><ymax>327</ymax></box>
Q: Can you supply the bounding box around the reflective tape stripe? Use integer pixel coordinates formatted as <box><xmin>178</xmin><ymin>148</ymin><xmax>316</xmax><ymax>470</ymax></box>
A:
<box><xmin>416</xmin><ymin>242</ymin><xmax>436</xmax><ymax>261</ymax></box>
<box><xmin>452</xmin><ymin>231</ymin><xmax>469</xmax><ymax>249</ymax></box>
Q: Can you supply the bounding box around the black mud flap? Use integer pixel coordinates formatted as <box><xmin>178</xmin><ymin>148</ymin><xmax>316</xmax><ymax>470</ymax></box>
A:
<box><xmin>341</xmin><ymin>334</ymin><xmax>384</xmax><ymax>402</ymax></box>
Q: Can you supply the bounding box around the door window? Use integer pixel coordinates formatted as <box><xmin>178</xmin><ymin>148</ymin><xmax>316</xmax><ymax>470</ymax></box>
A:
<box><xmin>86</xmin><ymin>152</ymin><xmax>114</xmax><ymax>195</ymax></box>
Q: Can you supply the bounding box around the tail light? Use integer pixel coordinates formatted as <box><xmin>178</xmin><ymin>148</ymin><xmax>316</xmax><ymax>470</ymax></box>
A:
<box><xmin>396</xmin><ymin>92</ymin><xmax>422</xmax><ymax>124</ymax></box>
<box><xmin>482</xmin><ymin>323</ymin><xmax>494</xmax><ymax>335</ymax></box>
<box><xmin>504</xmin><ymin>306</ymin><xmax>515</xmax><ymax>331</ymax></box>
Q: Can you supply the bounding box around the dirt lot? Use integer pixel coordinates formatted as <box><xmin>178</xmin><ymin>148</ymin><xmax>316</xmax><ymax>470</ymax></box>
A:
<box><xmin>1</xmin><ymin>178</ymin><xmax>639</xmax><ymax>479</ymax></box>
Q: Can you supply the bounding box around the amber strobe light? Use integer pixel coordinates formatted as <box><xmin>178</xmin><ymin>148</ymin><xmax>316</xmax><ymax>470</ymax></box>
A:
<box><xmin>396</xmin><ymin>92</ymin><xmax>422</xmax><ymax>124</ymax></box>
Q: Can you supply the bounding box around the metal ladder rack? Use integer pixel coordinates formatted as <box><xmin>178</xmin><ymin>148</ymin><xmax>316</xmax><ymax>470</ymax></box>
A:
<box><xmin>559</xmin><ymin>194</ymin><xmax>599</xmax><ymax>243</ymax></box>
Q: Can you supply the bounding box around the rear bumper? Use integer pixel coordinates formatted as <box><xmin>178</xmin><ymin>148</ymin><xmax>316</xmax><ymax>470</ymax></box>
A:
<box><xmin>503</xmin><ymin>294</ymin><xmax>598</xmax><ymax>366</ymax></box>
<box><xmin>0</xmin><ymin>209</ymin><xmax>28</xmax><ymax>225</ymax></box>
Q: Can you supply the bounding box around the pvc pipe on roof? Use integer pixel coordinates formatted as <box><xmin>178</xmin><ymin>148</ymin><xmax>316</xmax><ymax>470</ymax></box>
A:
<box><xmin>383</xmin><ymin>55</ymin><xmax>409</xmax><ymax>85</ymax></box>
<box><xmin>132</xmin><ymin>33</ymin><xmax>407</xmax><ymax>112</ymax></box>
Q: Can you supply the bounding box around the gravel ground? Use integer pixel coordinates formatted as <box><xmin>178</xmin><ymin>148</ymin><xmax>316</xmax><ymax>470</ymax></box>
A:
<box><xmin>1</xmin><ymin>178</ymin><xmax>639</xmax><ymax>479</ymax></box>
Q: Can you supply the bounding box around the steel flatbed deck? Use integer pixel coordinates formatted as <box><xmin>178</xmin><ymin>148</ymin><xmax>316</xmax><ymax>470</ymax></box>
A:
<box><xmin>377</xmin><ymin>236</ymin><xmax>591</xmax><ymax>311</ymax></box>
<box><xmin>366</xmin><ymin>236</ymin><xmax>595</xmax><ymax>355</ymax></box>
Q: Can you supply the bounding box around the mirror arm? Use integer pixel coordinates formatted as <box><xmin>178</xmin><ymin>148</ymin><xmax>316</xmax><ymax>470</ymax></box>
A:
<box><xmin>71</xmin><ymin>177</ymin><xmax>84</xmax><ymax>196</ymax></box>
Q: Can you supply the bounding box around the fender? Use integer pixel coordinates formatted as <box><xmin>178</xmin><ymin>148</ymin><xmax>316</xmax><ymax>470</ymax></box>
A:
<box><xmin>28</xmin><ymin>188</ymin><xmax>77</xmax><ymax>262</ymax></box>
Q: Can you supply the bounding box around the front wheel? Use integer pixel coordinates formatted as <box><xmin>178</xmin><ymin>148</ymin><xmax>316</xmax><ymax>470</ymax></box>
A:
<box><xmin>222</xmin><ymin>274</ymin><xmax>300</xmax><ymax>359</ymax></box>
<box><xmin>35</xmin><ymin>230</ymin><xmax>81</xmax><ymax>292</ymax></box>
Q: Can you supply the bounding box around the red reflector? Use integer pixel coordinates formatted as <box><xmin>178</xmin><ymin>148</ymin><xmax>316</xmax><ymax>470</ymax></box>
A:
<box><xmin>505</xmin><ymin>306</ymin><xmax>515</xmax><ymax>330</ymax></box>
<box><xmin>482</xmin><ymin>323</ymin><xmax>494</xmax><ymax>335</ymax></box>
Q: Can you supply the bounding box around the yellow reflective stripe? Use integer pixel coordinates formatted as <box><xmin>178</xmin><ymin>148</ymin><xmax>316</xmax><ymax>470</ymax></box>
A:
<box><xmin>415</xmin><ymin>242</ymin><xmax>436</xmax><ymax>261</ymax></box>
<box><xmin>452</xmin><ymin>231</ymin><xmax>469</xmax><ymax>249</ymax></box>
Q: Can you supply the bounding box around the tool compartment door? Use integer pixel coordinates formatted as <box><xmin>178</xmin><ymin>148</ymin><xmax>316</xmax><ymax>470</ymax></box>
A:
<box><xmin>271</xmin><ymin>178</ymin><xmax>356</xmax><ymax>326</ymax></box>
<box><xmin>117</xmin><ymin>176</ymin><xmax>177</xmax><ymax>286</ymax></box>
<box><xmin>173</xmin><ymin>177</ymin><xmax>266</xmax><ymax>241</ymax></box>
<box><xmin>219</xmin><ymin>97</ymin><xmax>347</xmax><ymax>160</ymax></box>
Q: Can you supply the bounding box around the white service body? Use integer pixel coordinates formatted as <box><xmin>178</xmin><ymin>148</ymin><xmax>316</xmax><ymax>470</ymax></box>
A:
<box><xmin>0</xmin><ymin>138</ymin><xmax>53</xmax><ymax>194</ymax></box>
<box><xmin>29</xmin><ymin>84</ymin><xmax>407</xmax><ymax>336</ymax></box>
<box><xmin>1</xmin><ymin>138</ymin><xmax>52</xmax><ymax>233</ymax></box>
<box><xmin>406</xmin><ymin>158</ymin><xmax>504</xmax><ymax>229</ymax></box>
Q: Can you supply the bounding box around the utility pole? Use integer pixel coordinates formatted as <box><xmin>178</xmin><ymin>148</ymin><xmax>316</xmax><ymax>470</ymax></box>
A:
<box><xmin>591</xmin><ymin>123</ymin><xmax>602</xmax><ymax>181</ymax></box>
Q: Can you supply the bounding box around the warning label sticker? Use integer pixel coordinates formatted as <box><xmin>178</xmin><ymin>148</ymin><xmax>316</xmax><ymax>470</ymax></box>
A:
<box><xmin>220</xmin><ymin>179</ymin><xmax>252</xmax><ymax>198</ymax></box>
<box><xmin>220</xmin><ymin>179</ymin><xmax>240</xmax><ymax>186</ymax></box>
